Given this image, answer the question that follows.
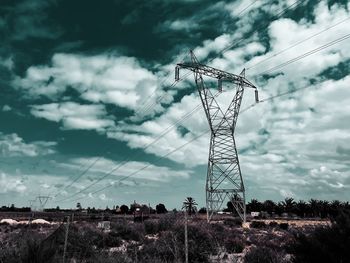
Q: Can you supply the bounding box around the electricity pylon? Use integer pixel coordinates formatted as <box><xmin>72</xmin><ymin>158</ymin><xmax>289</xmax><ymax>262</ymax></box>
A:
<box><xmin>175</xmin><ymin>51</ymin><xmax>259</xmax><ymax>222</ymax></box>
<box><xmin>37</xmin><ymin>195</ymin><xmax>51</xmax><ymax>211</ymax></box>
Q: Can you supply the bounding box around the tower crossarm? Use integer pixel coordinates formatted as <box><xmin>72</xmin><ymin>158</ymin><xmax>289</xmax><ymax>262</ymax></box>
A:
<box><xmin>176</xmin><ymin>62</ymin><xmax>257</xmax><ymax>89</ymax></box>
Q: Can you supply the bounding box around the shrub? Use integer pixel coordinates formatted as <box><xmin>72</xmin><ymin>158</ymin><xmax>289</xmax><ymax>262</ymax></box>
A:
<box><xmin>139</xmin><ymin>222</ymin><xmax>218</xmax><ymax>263</ymax></box>
<box><xmin>94</xmin><ymin>252</ymin><xmax>133</xmax><ymax>263</ymax></box>
<box><xmin>158</xmin><ymin>214</ymin><xmax>176</xmax><ymax>232</ymax></box>
<box><xmin>224</xmin><ymin>237</ymin><xmax>245</xmax><ymax>253</ymax></box>
<box><xmin>289</xmin><ymin>209</ymin><xmax>350</xmax><ymax>263</ymax></box>
<box><xmin>178</xmin><ymin>223</ymin><xmax>218</xmax><ymax>262</ymax></box>
<box><xmin>279</xmin><ymin>223</ymin><xmax>289</xmax><ymax>230</ymax></box>
<box><xmin>144</xmin><ymin>220</ymin><xmax>159</xmax><ymax>235</ymax></box>
<box><xmin>224</xmin><ymin>218</ymin><xmax>242</xmax><ymax>227</ymax></box>
<box><xmin>250</xmin><ymin>221</ymin><xmax>266</xmax><ymax>228</ymax></box>
<box><xmin>104</xmin><ymin>232</ymin><xmax>123</xmax><ymax>247</ymax></box>
<box><xmin>80</xmin><ymin>226</ymin><xmax>105</xmax><ymax>248</ymax></box>
<box><xmin>244</xmin><ymin>246</ymin><xmax>284</xmax><ymax>263</ymax></box>
<box><xmin>269</xmin><ymin>221</ymin><xmax>278</xmax><ymax>227</ymax></box>
<box><xmin>137</xmin><ymin>231</ymin><xmax>180</xmax><ymax>262</ymax></box>
<box><xmin>111</xmin><ymin>221</ymin><xmax>144</xmax><ymax>241</ymax></box>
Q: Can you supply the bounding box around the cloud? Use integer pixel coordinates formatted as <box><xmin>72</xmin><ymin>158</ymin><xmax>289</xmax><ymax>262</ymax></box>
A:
<box><xmin>103</xmin><ymin>2</ymin><xmax>350</xmax><ymax>201</ymax></box>
<box><xmin>15</xmin><ymin>53</ymin><xmax>159</xmax><ymax>112</ymax></box>
<box><xmin>0</xmin><ymin>172</ymin><xmax>26</xmax><ymax>194</ymax></box>
<box><xmin>157</xmin><ymin>19</ymin><xmax>199</xmax><ymax>33</ymax></box>
<box><xmin>31</xmin><ymin>102</ymin><xmax>115</xmax><ymax>131</ymax></box>
<box><xmin>0</xmin><ymin>57</ymin><xmax>14</xmax><ymax>70</ymax></box>
<box><xmin>10</xmin><ymin>0</ymin><xmax>62</xmax><ymax>40</ymax></box>
<box><xmin>2</xmin><ymin>105</ymin><xmax>12</xmax><ymax>112</ymax></box>
<box><xmin>0</xmin><ymin>132</ymin><xmax>56</xmax><ymax>157</ymax></box>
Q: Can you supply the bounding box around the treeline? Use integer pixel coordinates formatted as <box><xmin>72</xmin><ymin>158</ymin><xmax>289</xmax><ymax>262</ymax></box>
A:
<box><xmin>244</xmin><ymin>198</ymin><xmax>350</xmax><ymax>218</ymax></box>
<box><xmin>45</xmin><ymin>203</ymin><xmax>168</xmax><ymax>215</ymax></box>
<box><xmin>0</xmin><ymin>205</ymin><xmax>30</xmax><ymax>212</ymax></box>
<box><xmin>2</xmin><ymin>199</ymin><xmax>350</xmax><ymax>219</ymax></box>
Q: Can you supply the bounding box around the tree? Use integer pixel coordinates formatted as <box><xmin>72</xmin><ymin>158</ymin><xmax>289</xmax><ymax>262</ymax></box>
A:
<box><xmin>225</xmin><ymin>201</ymin><xmax>234</xmax><ymax>213</ymax></box>
<box><xmin>262</xmin><ymin>200</ymin><xmax>276</xmax><ymax>214</ymax></box>
<box><xmin>182</xmin><ymin>197</ymin><xmax>197</xmax><ymax>216</ymax></box>
<box><xmin>198</xmin><ymin>207</ymin><xmax>207</xmax><ymax>214</ymax></box>
<box><xmin>282</xmin><ymin>197</ymin><xmax>296</xmax><ymax>214</ymax></box>
<box><xmin>247</xmin><ymin>199</ymin><xmax>262</xmax><ymax>212</ymax></box>
<box><xmin>156</xmin><ymin>203</ymin><xmax>167</xmax><ymax>214</ymax></box>
<box><xmin>76</xmin><ymin>202</ymin><xmax>82</xmax><ymax>211</ymax></box>
<box><xmin>120</xmin><ymin>204</ymin><xmax>129</xmax><ymax>214</ymax></box>
<box><xmin>296</xmin><ymin>200</ymin><xmax>308</xmax><ymax>218</ymax></box>
<box><xmin>309</xmin><ymin>199</ymin><xmax>322</xmax><ymax>217</ymax></box>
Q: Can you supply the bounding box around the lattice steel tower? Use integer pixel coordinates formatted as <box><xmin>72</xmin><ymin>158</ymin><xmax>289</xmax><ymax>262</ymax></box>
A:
<box><xmin>175</xmin><ymin>51</ymin><xmax>259</xmax><ymax>222</ymax></box>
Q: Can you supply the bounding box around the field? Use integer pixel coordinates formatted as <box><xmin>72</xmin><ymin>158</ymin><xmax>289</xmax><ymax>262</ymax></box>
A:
<box><xmin>0</xmin><ymin>211</ymin><xmax>335</xmax><ymax>263</ymax></box>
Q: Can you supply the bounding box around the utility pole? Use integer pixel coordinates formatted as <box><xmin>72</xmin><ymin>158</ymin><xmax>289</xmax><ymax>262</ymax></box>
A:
<box><xmin>184</xmin><ymin>210</ymin><xmax>188</xmax><ymax>263</ymax></box>
<box><xmin>62</xmin><ymin>216</ymin><xmax>70</xmax><ymax>263</ymax></box>
<box><xmin>176</xmin><ymin>51</ymin><xmax>259</xmax><ymax>222</ymax></box>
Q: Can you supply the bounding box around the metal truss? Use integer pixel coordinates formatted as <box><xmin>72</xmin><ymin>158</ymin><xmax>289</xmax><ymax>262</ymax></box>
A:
<box><xmin>37</xmin><ymin>195</ymin><xmax>51</xmax><ymax>212</ymax></box>
<box><xmin>175</xmin><ymin>51</ymin><xmax>258</xmax><ymax>222</ymax></box>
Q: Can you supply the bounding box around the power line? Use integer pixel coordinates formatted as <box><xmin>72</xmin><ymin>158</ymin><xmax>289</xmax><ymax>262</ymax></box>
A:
<box><xmin>211</xmin><ymin>0</ymin><xmax>306</xmax><ymax>61</ymax></box>
<box><xmin>54</xmin><ymin>99</ymin><xmax>206</xmax><ymax>203</ymax></box>
<box><xmin>53</xmin><ymin>54</ymin><xmax>192</xmax><ymax>198</ymax></box>
<box><xmin>54</xmin><ymin>0</ymin><xmax>318</xmax><ymax>203</ymax></box>
<box><xmin>247</xmin><ymin>17</ymin><xmax>350</xmax><ymax>70</ymax></box>
<box><xmin>140</xmin><ymin>0</ymin><xmax>260</xmax><ymax>117</ymax></box>
<box><xmin>259</xmin><ymin>33</ymin><xmax>350</xmax><ymax>75</ymax></box>
<box><xmin>64</xmin><ymin>28</ymin><xmax>350</xmax><ymax>203</ymax></box>
<box><xmin>52</xmin><ymin>1</ymin><xmax>261</xmax><ymax>201</ymax></box>
<box><xmin>237</xmin><ymin>0</ymin><xmax>260</xmax><ymax>17</ymax></box>
<box><xmin>64</xmin><ymin>86</ymin><xmax>295</xmax><ymax>203</ymax></box>
<box><xmin>71</xmin><ymin>129</ymin><xmax>210</xmax><ymax>202</ymax></box>
<box><xmin>139</xmin><ymin>51</ymin><xmax>190</xmax><ymax>116</ymax></box>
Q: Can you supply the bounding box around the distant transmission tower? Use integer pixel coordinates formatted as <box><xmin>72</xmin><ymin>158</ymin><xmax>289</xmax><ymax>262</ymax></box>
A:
<box><xmin>36</xmin><ymin>195</ymin><xmax>51</xmax><ymax>211</ymax></box>
<box><xmin>175</xmin><ymin>51</ymin><xmax>259</xmax><ymax>222</ymax></box>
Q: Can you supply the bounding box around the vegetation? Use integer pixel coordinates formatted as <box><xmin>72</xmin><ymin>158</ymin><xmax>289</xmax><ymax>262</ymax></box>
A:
<box><xmin>289</xmin><ymin>209</ymin><xmax>350</xmax><ymax>263</ymax></box>
<box><xmin>0</xmin><ymin>200</ymin><xmax>349</xmax><ymax>262</ymax></box>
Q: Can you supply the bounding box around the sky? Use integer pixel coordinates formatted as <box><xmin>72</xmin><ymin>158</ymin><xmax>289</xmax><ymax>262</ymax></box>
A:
<box><xmin>0</xmin><ymin>0</ymin><xmax>349</xmax><ymax>210</ymax></box>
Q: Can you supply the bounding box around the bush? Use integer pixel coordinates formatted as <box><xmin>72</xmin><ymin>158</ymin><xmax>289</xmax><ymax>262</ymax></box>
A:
<box><xmin>244</xmin><ymin>246</ymin><xmax>284</xmax><ymax>263</ymax></box>
<box><xmin>144</xmin><ymin>220</ymin><xmax>159</xmax><ymax>235</ymax></box>
<box><xmin>177</xmin><ymin>223</ymin><xmax>218</xmax><ymax>262</ymax></box>
<box><xmin>111</xmin><ymin>221</ymin><xmax>144</xmax><ymax>241</ymax></box>
<box><xmin>224</xmin><ymin>218</ymin><xmax>242</xmax><ymax>227</ymax></box>
<box><xmin>279</xmin><ymin>223</ymin><xmax>289</xmax><ymax>230</ymax></box>
<box><xmin>158</xmin><ymin>214</ymin><xmax>176</xmax><ymax>232</ymax></box>
<box><xmin>93</xmin><ymin>252</ymin><xmax>132</xmax><ymax>263</ymax></box>
<box><xmin>137</xmin><ymin>231</ymin><xmax>180</xmax><ymax>262</ymax></box>
<box><xmin>139</xmin><ymin>222</ymin><xmax>218</xmax><ymax>263</ymax></box>
<box><xmin>289</xmin><ymin>209</ymin><xmax>350</xmax><ymax>263</ymax></box>
<box><xmin>269</xmin><ymin>221</ymin><xmax>278</xmax><ymax>227</ymax></box>
<box><xmin>250</xmin><ymin>221</ymin><xmax>266</xmax><ymax>228</ymax></box>
<box><xmin>104</xmin><ymin>232</ymin><xmax>122</xmax><ymax>247</ymax></box>
<box><xmin>80</xmin><ymin>226</ymin><xmax>105</xmax><ymax>248</ymax></box>
<box><xmin>224</xmin><ymin>237</ymin><xmax>245</xmax><ymax>253</ymax></box>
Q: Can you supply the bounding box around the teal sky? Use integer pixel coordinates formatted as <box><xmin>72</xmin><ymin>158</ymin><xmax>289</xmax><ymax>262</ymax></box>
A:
<box><xmin>0</xmin><ymin>0</ymin><xmax>349</xmax><ymax>209</ymax></box>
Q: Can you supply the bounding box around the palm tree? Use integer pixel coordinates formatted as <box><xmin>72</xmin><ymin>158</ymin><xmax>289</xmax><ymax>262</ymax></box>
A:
<box><xmin>309</xmin><ymin>199</ymin><xmax>322</xmax><ymax>218</ymax></box>
<box><xmin>182</xmin><ymin>197</ymin><xmax>198</xmax><ymax>216</ymax></box>
<box><xmin>262</xmin><ymin>200</ymin><xmax>276</xmax><ymax>214</ymax></box>
<box><xmin>247</xmin><ymin>199</ymin><xmax>262</xmax><ymax>212</ymax></box>
<box><xmin>296</xmin><ymin>200</ymin><xmax>308</xmax><ymax>218</ymax></box>
<box><xmin>282</xmin><ymin>198</ymin><xmax>296</xmax><ymax>214</ymax></box>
